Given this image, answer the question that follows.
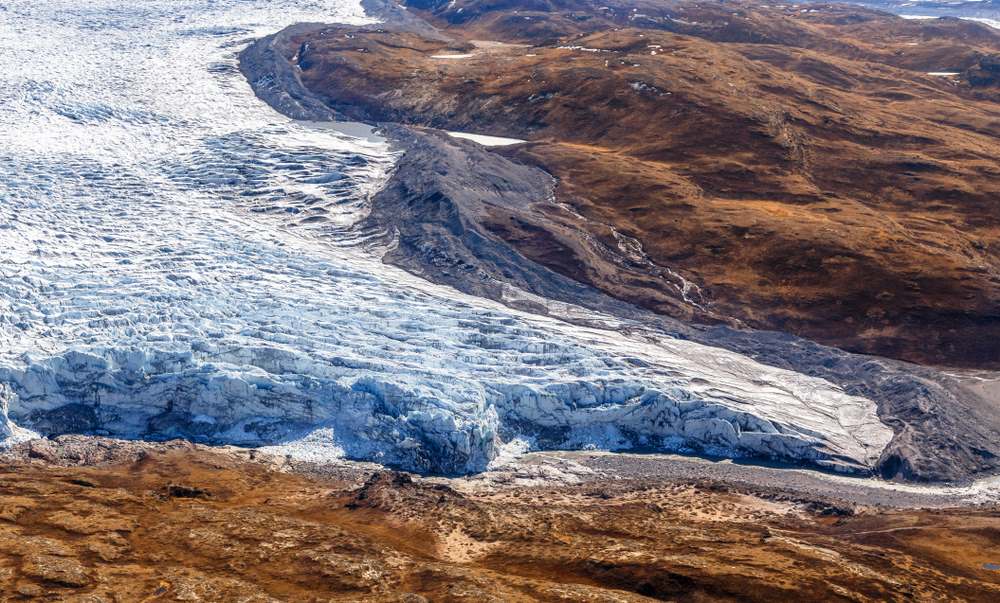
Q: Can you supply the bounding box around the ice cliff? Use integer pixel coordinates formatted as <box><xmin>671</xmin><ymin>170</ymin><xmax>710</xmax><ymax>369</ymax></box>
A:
<box><xmin>0</xmin><ymin>322</ymin><xmax>893</xmax><ymax>474</ymax></box>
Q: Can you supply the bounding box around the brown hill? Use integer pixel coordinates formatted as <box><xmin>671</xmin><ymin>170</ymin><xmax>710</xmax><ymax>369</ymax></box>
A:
<box><xmin>280</xmin><ymin>0</ymin><xmax>1000</xmax><ymax>367</ymax></box>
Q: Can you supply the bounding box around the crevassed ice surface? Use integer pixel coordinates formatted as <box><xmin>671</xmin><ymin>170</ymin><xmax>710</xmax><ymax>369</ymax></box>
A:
<box><xmin>0</xmin><ymin>0</ymin><xmax>893</xmax><ymax>474</ymax></box>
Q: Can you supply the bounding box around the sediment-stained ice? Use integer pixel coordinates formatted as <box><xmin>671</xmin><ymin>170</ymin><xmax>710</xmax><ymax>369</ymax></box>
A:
<box><xmin>0</xmin><ymin>0</ymin><xmax>893</xmax><ymax>474</ymax></box>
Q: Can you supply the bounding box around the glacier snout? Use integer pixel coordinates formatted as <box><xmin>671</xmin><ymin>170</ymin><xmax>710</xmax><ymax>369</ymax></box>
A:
<box><xmin>0</xmin><ymin>335</ymin><xmax>892</xmax><ymax>475</ymax></box>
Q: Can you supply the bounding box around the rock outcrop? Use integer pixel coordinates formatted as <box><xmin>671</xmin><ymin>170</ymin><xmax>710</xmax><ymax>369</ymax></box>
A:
<box><xmin>969</xmin><ymin>53</ymin><xmax>1000</xmax><ymax>86</ymax></box>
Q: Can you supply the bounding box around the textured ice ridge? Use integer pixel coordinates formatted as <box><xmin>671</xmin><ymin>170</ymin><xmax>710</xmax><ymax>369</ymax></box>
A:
<box><xmin>0</xmin><ymin>329</ymin><xmax>892</xmax><ymax>474</ymax></box>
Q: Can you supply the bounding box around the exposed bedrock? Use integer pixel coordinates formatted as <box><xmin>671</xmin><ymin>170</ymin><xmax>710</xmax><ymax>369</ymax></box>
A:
<box><xmin>235</xmin><ymin>17</ymin><xmax>1000</xmax><ymax>483</ymax></box>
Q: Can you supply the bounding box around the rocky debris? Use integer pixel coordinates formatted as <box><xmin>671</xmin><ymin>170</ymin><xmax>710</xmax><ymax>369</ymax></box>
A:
<box><xmin>968</xmin><ymin>53</ymin><xmax>1000</xmax><ymax>86</ymax></box>
<box><xmin>165</xmin><ymin>484</ymin><xmax>212</xmax><ymax>499</ymax></box>
<box><xmin>9</xmin><ymin>435</ymin><xmax>168</xmax><ymax>467</ymax></box>
<box><xmin>238</xmin><ymin>5</ymin><xmax>1000</xmax><ymax>483</ymax></box>
<box><xmin>20</xmin><ymin>554</ymin><xmax>90</xmax><ymax>588</ymax></box>
<box><xmin>801</xmin><ymin>500</ymin><xmax>855</xmax><ymax>517</ymax></box>
<box><xmin>9</xmin><ymin>536</ymin><xmax>77</xmax><ymax>559</ymax></box>
<box><xmin>695</xmin><ymin>327</ymin><xmax>1000</xmax><ymax>483</ymax></box>
<box><xmin>347</xmin><ymin>470</ymin><xmax>468</xmax><ymax>511</ymax></box>
<box><xmin>361</xmin><ymin>125</ymin><xmax>626</xmax><ymax>319</ymax></box>
<box><xmin>13</xmin><ymin>581</ymin><xmax>45</xmax><ymax>597</ymax></box>
<box><xmin>237</xmin><ymin>23</ymin><xmax>338</xmax><ymax>122</ymax></box>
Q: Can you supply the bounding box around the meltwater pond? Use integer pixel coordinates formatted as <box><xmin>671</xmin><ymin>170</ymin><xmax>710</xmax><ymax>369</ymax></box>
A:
<box><xmin>0</xmin><ymin>0</ymin><xmax>893</xmax><ymax>474</ymax></box>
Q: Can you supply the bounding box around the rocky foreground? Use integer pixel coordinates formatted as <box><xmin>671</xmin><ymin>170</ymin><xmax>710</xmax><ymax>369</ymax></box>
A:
<box><xmin>0</xmin><ymin>439</ymin><xmax>999</xmax><ymax>601</ymax></box>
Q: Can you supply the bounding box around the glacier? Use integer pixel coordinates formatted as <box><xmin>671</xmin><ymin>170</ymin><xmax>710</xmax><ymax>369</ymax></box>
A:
<box><xmin>0</xmin><ymin>0</ymin><xmax>892</xmax><ymax>475</ymax></box>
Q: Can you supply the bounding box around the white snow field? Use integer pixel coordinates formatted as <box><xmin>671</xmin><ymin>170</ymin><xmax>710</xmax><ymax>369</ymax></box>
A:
<box><xmin>446</xmin><ymin>131</ymin><xmax>527</xmax><ymax>146</ymax></box>
<box><xmin>0</xmin><ymin>0</ymin><xmax>892</xmax><ymax>474</ymax></box>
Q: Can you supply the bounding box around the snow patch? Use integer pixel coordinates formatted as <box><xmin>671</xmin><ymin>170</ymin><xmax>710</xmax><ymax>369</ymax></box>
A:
<box><xmin>446</xmin><ymin>131</ymin><xmax>526</xmax><ymax>146</ymax></box>
<box><xmin>557</xmin><ymin>45</ymin><xmax>607</xmax><ymax>53</ymax></box>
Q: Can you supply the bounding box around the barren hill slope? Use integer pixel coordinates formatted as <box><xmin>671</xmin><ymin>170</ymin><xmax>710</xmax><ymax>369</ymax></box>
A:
<box><xmin>1</xmin><ymin>440</ymin><xmax>998</xmax><ymax>600</ymax></box>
